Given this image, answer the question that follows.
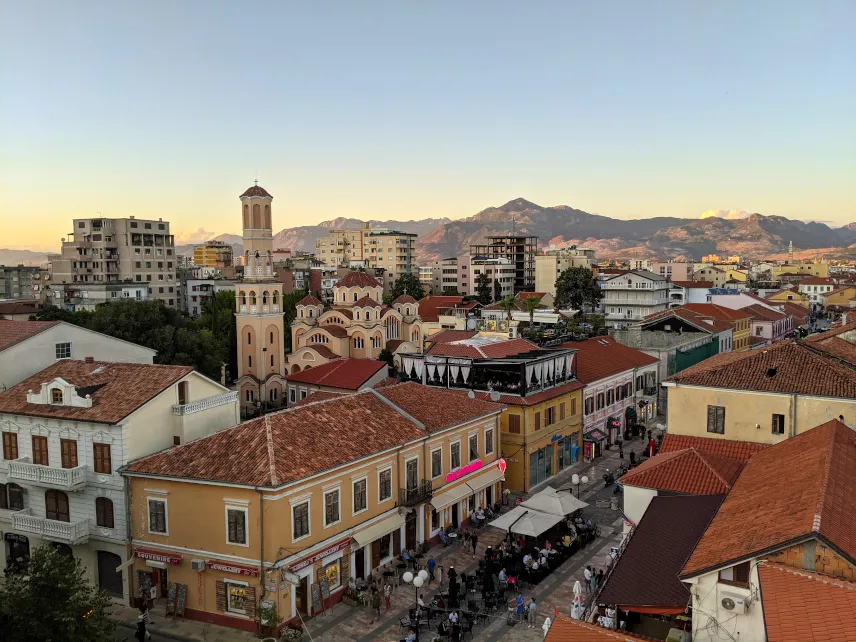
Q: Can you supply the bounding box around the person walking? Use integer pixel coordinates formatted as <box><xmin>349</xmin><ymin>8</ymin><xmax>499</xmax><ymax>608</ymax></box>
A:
<box><xmin>369</xmin><ymin>587</ymin><xmax>381</xmax><ymax>624</ymax></box>
<box><xmin>471</xmin><ymin>532</ymin><xmax>479</xmax><ymax>559</ymax></box>
<box><xmin>448</xmin><ymin>565</ymin><xmax>457</xmax><ymax>585</ymax></box>
<box><xmin>383</xmin><ymin>580</ymin><xmax>392</xmax><ymax>612</ymax></box>
<box><xmin>584</xmin><ymin>566</ymin><xmax>592</xmax><ymax>593</ymax></box>
<box><xmin>527</xmin><ymin>597</ymin><xmax>537</xmax><ymax>628</ymax></box>
<box><xmin>137</xmin><ymin>603</ymin><xmax>152</xmax><ymax>641</ymax></box>
<box><xmin>427</xmin><ymin>557</ymin><xmax>436</xmax><ymax>582</ymax></box>
<box><xmin>437</xmin><ymin>564</ymin><xmax>444</xmax><ymax>589</ymax></box>
<box><xmin>597</xmin><ymin>569</ymin><xmax>605</xmax><ymax>588</ymax></box>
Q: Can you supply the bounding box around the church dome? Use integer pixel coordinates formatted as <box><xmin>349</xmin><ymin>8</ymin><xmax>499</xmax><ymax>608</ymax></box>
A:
<box><xmin>240</xmin><ymin>183</ymin><xmax>272</xmax><ymax>198</ymax></box>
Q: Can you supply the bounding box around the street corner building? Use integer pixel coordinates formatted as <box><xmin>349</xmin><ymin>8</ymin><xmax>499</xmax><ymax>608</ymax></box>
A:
<box><xmin>0</xmin><ymin>359</ymin><xmax>239</xmax><ymax>603</ymax></box>
<box><xmin>119</xmin><ymin>383</ymin><xmax>507</xmax><ymax>631</ymax></box>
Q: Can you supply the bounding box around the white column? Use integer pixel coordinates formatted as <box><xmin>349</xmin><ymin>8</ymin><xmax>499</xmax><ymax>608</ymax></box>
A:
<box><xmin>400</xmin><ymin>524</ymin><xmax>406</xmax><ymax>551</ymax></box>
<box><xmin>350</xmin><ymin>549</ymin><xmax>356</xmax><ymax>580</ymax></box>
<box><xmin>417</xmin><ymin>505</ymin><xmax>425</xmax><ymax>544</ymax></box>
<box><xmin>363</xmin><ymin>544</ymin><xmax>371</xmax><ymax>578</ymax></box>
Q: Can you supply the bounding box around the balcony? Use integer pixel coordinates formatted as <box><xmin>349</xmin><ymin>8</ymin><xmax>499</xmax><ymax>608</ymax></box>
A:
<box><xmin>9</xmin><ymin>458</ymin><xmax>87</xmax><ymax>491</ymax></box>
<box><xmin>12</xmin><ymin>510</ymin><xmax>90</xmax><ymax>545</ymax></box>
<box><xmin>172</xmin><ymin>391</ymin><xmax>239</xmax><ymax>415</ymax></box>
<box><xmin>644</xmin><ymin>386</ymin><xmax>658</xmax><ymax>396</ymax></box>
<box><xmin>399</xmin><ymin>480</ymin><xmax>433</xmax><ymax>507</ymax></box>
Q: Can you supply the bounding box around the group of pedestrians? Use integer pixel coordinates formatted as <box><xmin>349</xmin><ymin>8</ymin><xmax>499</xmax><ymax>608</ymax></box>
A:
<box><xmin>583</xmin><ymin>565</ymin><xmax>605</xmax><ymax>593</ymax></box>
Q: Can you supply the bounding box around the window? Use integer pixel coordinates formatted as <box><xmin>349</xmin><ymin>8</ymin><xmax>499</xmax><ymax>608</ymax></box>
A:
<box><xmin>405</xmin><ymin>459</ymin><xmax>418</xmax><ymax>490</ymax></box>
<box><xmin>248</xmin><ymin>355</ymin><xmax>252</xmax><ymax>368</ymax></box>
<box><xmin>178</xmin><ymin>381</ymin><xmax>188</xmax><ymax>406</ymax></box>
<box><xmin>596</xmin><ymin>393</ymin><xmax>604</xmax><ymax>410</ymax></box>
<box><xmin>60</xmin><ymin>440</ymin><xmax>78</xmax><ymax>469</ymax></box>
<box><xmin>560</xmin><ymin>403</ymin><xmax>566</xmax><ymax>420</ymax></box>
<box><xmin>431</xmin><ymin>449</ymin><xmax>442</xmax><ymax>478</ymax></box>
<box><xmin>431</xmin><ymin>508</ymin><xmax>440</xmax><ymax>531</ymax></box>
<box><xmin>535</xmin><ymin>411</ymin><xmax>541</xmax><ymax>430</ymax></box>
<box><xmin>719</xmin><ymin>562</ymin><xmax>750</xmax><ymax>587</ymax></box>
<box><xmin>323</xmin><ymin>559</ymin><xmax>341</xmax><ymax>590</ymax></box>
<box><xmin>545</xmin><ymin>406</ymin><xmax>555</xmax><ymax>426</ymax></box>
<box><xmin>606</xmin><ymin>389</ymin><xmax>614</xmax><ymax>406</ymax></box>
<box><xmin>324</xmin><ymin>490</ymin><xmax>340</xmax><ymax>527</ymax></box>
<box><xmin>32</xmin><ymin>436</ymin><xmax>49</xmax><ymax>466</ymax></box>
<box><xmin>289</xmin><ymin>388</ymin><xmax>296</xmax><ymax>404</ymax></box>
<box><xmin>51</xmin><ymin>388</ymin><xmax>64</xmax><ymax>404</ymax></box>
<box><xmin>707</xmin><ymin>405</ymin><xmax>726</xmax><ymax>434</ymax></box>
<box><xmin>772</xmin><ymin>414</ymin><xmax>785</xmax><ymax>435</ymax></box>
<box><xmin>485</xmin><ymin>428</ymin><xmax>495</xmax><ymax>456</ymax></box>
<box><xmin>93</xmin><ymin>443</ymin><xmax>112</xmax><ymax>474</ymax></box>
<box><xmin>223</xmin><ymin>507</ymin><xmax>248</xmax><ymax>545</ymax></box>
<box><xmin>584</xmin><ymin>397</ymin><xmax>593</xmax><ymax>415</ymax></box>
<box><xmin>55</xmin><ymin>342</ymin><xmax>72</xmax><ymax>359</ymax></box>
<box><xmin>96</xmin><ymin>497</ymin><xmax>114</xmax><ymax>528</ymax></box>
<box><xmin>353</xmin><ymin>478</ymin><xmax>368</xmax><ymax>513</ymax></box>
<box><xmin>469</xmin><ymin>434</ymin><xmax>479</xmax><ymax>462</ymax></box>
<box><xmin>292</xmin><ymin>501</ymin><xmax>309</xmax><ymax>540</ymax></box>
<box><xmin>3</xmin><ymin>483</ymin><xmax>24</xmax><ymax>510</ymax></box>
<box><xmin>246</xmin><ymin>389</ymin><xmax>254</xmax><ymax>403</ymax></box>
<box><xmin>3</xmin><ymin>432</ymin><xmax>19</xmax><ymax>460</ymax></box>
<box><xmin>148</xmin><ymin>499</ymin><xmax>168</xmax><ymax>534</ymax></box>
<box><xmin>571</xmin><ymin>397</ymin><xmax>577</xmax><ymax>415</ymax></box>
<box><xmin>508</xmin><ymin>414</ymin><xmax>521</xmax><ymax>434</ymax></box>
<box><xmin>450</xmin><ymin>442</ymin><xmax>461</xmax><ymax>469</ymax></box>
<box><xmin>46</xmin><ymin>490</ymin><xmax>70</xmax><ymax>522</ymax></box>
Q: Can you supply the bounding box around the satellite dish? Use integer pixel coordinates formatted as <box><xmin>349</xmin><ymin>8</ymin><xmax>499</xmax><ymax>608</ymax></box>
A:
<box><xmin>467</xmin><ymin>391</ymin><xmax>475</xmax><ymax>399</ymax></box>
<box><xmin>490</xmin><ymin>391</ymin><xmax>501</xmax><ymax>402</ymax></box>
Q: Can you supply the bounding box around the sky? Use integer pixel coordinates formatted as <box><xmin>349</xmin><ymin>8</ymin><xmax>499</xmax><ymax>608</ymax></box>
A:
<box><xmin>1</xmin><ymin>1</ymin><xmax>854</xmax><ymax>250</ymax></box>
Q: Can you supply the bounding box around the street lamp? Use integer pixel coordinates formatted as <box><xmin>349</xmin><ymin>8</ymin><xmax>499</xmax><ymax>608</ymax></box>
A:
<box><xmin>402</xmin><ymin>570</ymin><xmax>426</xmax><ymax>606</ymax></box>
<box><xmin>571</xmin><ymin>474</ymin><xmax>589</xmax><ymax>498</ymax></box>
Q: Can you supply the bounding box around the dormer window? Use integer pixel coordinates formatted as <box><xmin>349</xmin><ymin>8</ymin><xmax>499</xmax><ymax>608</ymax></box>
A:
<box><xmin>51</xmin><ymin>389</ymin><xmax>64</xmax><ymax>404</ymax></box>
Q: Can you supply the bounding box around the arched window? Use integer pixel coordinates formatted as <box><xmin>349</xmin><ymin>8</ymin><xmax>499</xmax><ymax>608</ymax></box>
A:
<box><xmin>45</xmin><ymin>490</ymin><xmax>70</xmax><ymax>522</ymax></box>
<box><xmin>272</xmin><ymin>292</ymin><xmax>279</xmax><ymax>305</ymax></box>
<box><xmin>51</xmin><ymin>388</ymin><xmax>63</xmax><ymax>404</ymax></box>
<box><xmin>264</xmin><ymin>204</ymin><xmax>271</xmax><ymax>228</ymax></box>
<box><xmin>243</xmin><ymin>204</ymin><xmax>250</xmax><ymax>228</ymax></box>
<box><xmin>270</xmin><ymin>331</ymin><xmax>274</xmax><ymax>344</ymax></box>
<box><xmin>249</xmin><ymin>291</ymin><xmax>257</xmax><ymax>305</ymax></box>
<box><xmin>353</xmin><ymin>336</ymin><xmax>364</xmax><ymax>349</ymax></box>
<box><xmin>240</xmin><ymin>291</ymin><xmax>247</xmax><ymax>306</ymax></box>
<box><xmin>353</xmin><ymin>292</ymin><xmax>358</xmax><ymax>302</ymax></box>
<box><xmin>355</xmin><ymin>311</ymin><xmax>360</xmax><ymax>320</ymax></box>
<box><xmin>309</xmin><ymin>309</ymin><xmax>314</xmax><ymax>318</ymax></box>
<box><xmin>247</xmin><ymin>332</ymin><xmax>252</xmax><ymax>346</ymax></box>
<box><xmin>96</xmin><ymin>497</ymin><xmax>114</xmax><ymax>528</ymax></box>
<box><xmin>262</xmin><ymin>291</ymin><xmax>268</xmax><ymax>305</ymax></box>
<box><xmin>252</xmin><ymin>203</ymin><xmax>261</xmax><ymax>228</ymax></box>
<box><xmin>405</xmin><ymin>307</ymin><xmax>411</xmax><ymax>315</ymax></box>
<box><xmin>299</xmin><ymin>309</ymin><xmax>304</xmax><ymax>318</ymax></box>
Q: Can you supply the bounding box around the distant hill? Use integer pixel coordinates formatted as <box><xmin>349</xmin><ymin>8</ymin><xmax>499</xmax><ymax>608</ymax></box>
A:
<box><xmin>0</xmin><ymin>249</ymin><xmax>50</xmax><ymax>266</ymax></box>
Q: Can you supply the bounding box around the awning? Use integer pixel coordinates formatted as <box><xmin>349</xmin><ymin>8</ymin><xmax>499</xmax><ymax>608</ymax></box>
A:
<box><xmin>488</xmin><ymin>506</ymin><xmax>564</xmax><ymax>536</ymax></box>
<box><xmin>352</xmin><ymin>512</ymin><xmax>405</xmax><ymax>548</ymax></box>
<box><xmin>583</xmin><ymin>428</ymin><xmax>608</xmax><ymax>442</ymax></box>
<box><xmin>465</xmin><ymin>466</ymin><xmax>505</xmax><ymax>494</ymax></box>
<box><xmin>431</xmin><ymin>481</ymin><xmax>474</xmax><ymax>511</ymax></box>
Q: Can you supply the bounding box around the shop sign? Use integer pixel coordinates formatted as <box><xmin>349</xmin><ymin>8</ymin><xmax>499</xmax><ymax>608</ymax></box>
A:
<box><xmin>208</xmin><ymin>560</ymin><xmax>259</xmax><ymax>577</ymax></box>
<box><xmin>4</xmin><ymin>533</ymin><xmax>29</xmax><ymax>544</ymax></box>
<box><xmin>497</xmin><ymin>458</ymin><xmax>507</xmax><ymax>474</ymax></box>
<box><xmin>550</xmin><ymin>434</ymin><xmax>563</xmax><ymax>442</ymax></box>
<box><xmin>289</xmin><ymin>539</ymin><xmax>349</xmax><ymax>573</ymax></box>
<box><xmin>446</xmin><ymin>459</ymin><xmax>483</xmax><ymax>483</ymax></box>
<box><xmin>134</xmin><ymin>547</ymin><xmax>183</xmax><ymax>565</ymax></box>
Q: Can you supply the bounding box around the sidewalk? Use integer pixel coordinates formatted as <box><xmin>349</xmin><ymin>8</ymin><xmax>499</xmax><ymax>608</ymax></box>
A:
<box><xmin>110</xmin><ymin>603</ymin><xmax>255</xmax><ymax>642</ymax></box>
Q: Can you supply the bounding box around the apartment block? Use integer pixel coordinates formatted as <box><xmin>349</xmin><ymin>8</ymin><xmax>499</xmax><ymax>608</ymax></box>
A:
<box><xmin>649</xmin><ymin>261</ymin><xmax>693</xmax><ymax>282</ymax></box>
<box><xmin>192</xmin><ymin>240</ymin><xmax>234</xmax><ymax>268</ymax></box>
<box><xmin>0</xmin><ymin>265</ymin><xmax>41</xmax><ymax>300</ymax></box>
<box><xmin>534</xmin><ymin>248</ymin><xmax>597</xmax><ymax>295</ymax></box>
<box><xmin>46</xmin><ymin>216</ymin><xmax>176</xmax><ymax>307</ymax></box>
<box><xmin>469</xmin><ymin>236</ymin><xmax>537</xmax><ymax>294</ymax></box>
<box><xmin>315</xmin><ymin>223</ymin><xmax>417</xmax><ymax>283</ymax></box>
<box><xmin>601</xmin><ymin>270</ymin><xmax>670</xmax><ymax>329</ymax></box>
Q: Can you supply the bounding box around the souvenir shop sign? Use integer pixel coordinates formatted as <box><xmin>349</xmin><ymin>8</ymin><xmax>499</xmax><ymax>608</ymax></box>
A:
<box><xmin>446</xmin><ymin>459</ymin><xmax>483</xmax><ymax>483</ymax></box>
<box><xmin>289</xmin><ymin>539</ymin><xmax>349</xmax><ymax>573</ymax></box>
<box><xmin>135</xmin><ymin>547</ymin><xmax>183</xmax><ymax>564</ymax></box>
<box><xmin>208</xmin><ymin>560</ymin><xmax>259</xmax><ymax>577</ymax></box>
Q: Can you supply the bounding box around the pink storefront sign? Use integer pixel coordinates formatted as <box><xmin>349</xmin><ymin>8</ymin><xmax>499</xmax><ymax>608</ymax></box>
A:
<box><xmin>446</xmin><ymin>460</ymin><xmax>483</xmax><ymax>483</ymax></box>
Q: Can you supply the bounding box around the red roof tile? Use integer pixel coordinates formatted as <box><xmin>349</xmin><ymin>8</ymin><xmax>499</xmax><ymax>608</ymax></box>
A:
<box><xmin>0</xmin><ymin>360</ymin><xmax>193</xmax><ymax>424</ymax></box>
<box><xmin>659</xmin><ymin>434</ymin><xmax>768</xmax><ymax>462</ymax></box>
<box><xmin>296</xmin><ymin>295</ymin><xmax>322</xmax><ymax>306</ymax></box>
<box><xmin>671</xmin><ymin>280</ymin><xmax>713</xmax><ymax>288</ymax></box>
<box><xmin>416</xmin><ymin>296</ymin><xmax>465</xmax><ymax>322</ymax></box>
<box><xmin>681</xmin><ymin>303</ymin><xmax>752</xmax><ymax>321</ymax></box>
<box><xmin>285</xmin><ymin>358</ymin><xmax>386</xmax><ymax>390</ymax></box>
<box><xmin>642</xmin><ymin>308</ymin><xmax>732</xmax><ymax>333</ymax></box>
<box><xmin>0</xmin><ymin>320</ymin><xmax>56</xmax><ymax>352</ymax></box>
<box><xmin>427</xmin><ymin>330</ymin><xmax>478</xmax><ymax>344</ymax></box>
<box><xmin>240</xmin><ymin>184</ymin><xmax>272</xmax><ymax>198</ymax></box>
<box><xmin>375</xmin><ymin>382</ymin><xmax>504</xmax><ymax>432</ymax></box>
<box><xmin>619</xmin><ymin>448</ymin><xmax>743</xmax><ymax>495</ymax></box>
<box><xmin>561</xmin><ymin>337</ymin><xmax>658</xmax><ymax>383</ymax></box>
<box><xmin>758</xmin><ymin>562</ymin><xmax>856</xmax><ymax>642</ymax></box>
<box><xmin>311</xmin><ymin>325</ymin><xmax>348</xmax><ymax>338</ymax></box>
<box><xmin>780</xmin><ymin>302</ymin><xmax>809</xmax><ymax>320</ymax></box>
<box><xmin>666</xmin><ymin>340</ymin><xmax>856</xmax><ymax>399</ymax></box>
<box><xmin>334</xmin><ymin>271</ymin><xmax>382</xmax><ymax>289</ymax></box>
<box><xmin>392</xmin><ymin>295</ymin><xmax>417</xmax><ymax>304</ymax></box>
<box><xmin>546</xmin><ymin>617</ymin><xmax>655</xmax><ymax>641</ymax></box>
<box><xmin>0</xmin><ymin>302</ymin><xmax>42</xmax><ymax>316</ymax></box>
<box><xmin>428</xmin><ymin>338</ymin><xmax>538</xmax><ymax>359</ymax></box>
<box><xmin>744</xmin><ymin>304</ymin><xmax>786</xmax><ymax>321</ymax></box>
<box><xmin>289</xmin><ymin>390</ymin><xmax>352</xmax><ymax>407</ymax></box>
<box><xmin>681</xmin><ymin>419</ymin><xmax>856</xmax><ymax>577</ymax></box>
<box><xmin>798</xmin><ymin>276</ymin><xmax>835</xmax><ymax>286</ymax></box>
<box><xmin>300</xmin><ymin>345</ymin><xmax>341</xmax><ymax>360</ymax></box>
<box><xmin>353</xmin><ymin>295</ymin><xmax>382</xmax><ymax>308</ymax></box>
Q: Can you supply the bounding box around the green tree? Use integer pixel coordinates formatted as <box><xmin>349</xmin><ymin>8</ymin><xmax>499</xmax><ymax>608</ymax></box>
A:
<box><xmin>391</xmin><ymin>272</ymin><xmax>424</xmax><ymax>300</ymax></box>
<box><xmin>521</xmin><ymin>295</ymin><xmax>542</xmax><ymax>328</ymax></box>
<box><xmin>498</xmin><ymin>296</ymin><xmax>518</xmax><ymax>322</ymax></box>
<box><xmin>0</xmin><ymin>546</ymin><xmax>115</xmax><ymax>642</ymax></box>
<box><xmin>198</xmin><ymin>290</ymin><xmax>238</xmax><ymax>380</ymax></box>
<box><xmin>493</xmin><ymin>279</ymin><xmax>502</xmax><ymax>303</ymax></box>
<box><xmin>378</xmin><ymin>348</ymin><xmax>395</xmax><ymax>369</ymax></box>
<box><xmin>554</xmin><ymin>266</ymin><xmax>603</xmax><ymax>312</ymax></box>
<box><xmin>475</xmin><ymin>273</ymin><xmax>492</xmax><ymax>305</ymax></box>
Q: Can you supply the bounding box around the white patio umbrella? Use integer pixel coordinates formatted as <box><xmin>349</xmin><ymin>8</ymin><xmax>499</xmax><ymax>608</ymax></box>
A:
<box><xmin>571</xmin><ymin>595</ymin><xmax>584</xmax><ymax>620</ymax></box>
<box><xmin>488</xmin><ymin>506</ymin><xmax>564</xmax><ymax>536</ymax></box>
<box><xmin>520</xmin><ymin>486</ymin><xmax>589</xmax><ymax>516</ymax></box>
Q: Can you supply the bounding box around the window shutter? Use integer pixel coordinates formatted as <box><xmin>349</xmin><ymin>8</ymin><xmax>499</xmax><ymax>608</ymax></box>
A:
<box><xmin>215</xmin><ymin>581</ymin><xmax>226</xmax><ymax>611</ymax></box>
<box><xmin>734</xmin><ymin>562</ymin><xmax>750</xmax><ymax>584</ymax></box>
<box><xmin>244</xmin><ymin>586</ymin><xmax>256</xmax><ymax>618</ymax></box>
<box><xmin>707</xmin><ymin>406</ymin><xmax>716</xmax><ymax>432</ymax></box>
<box><xmin>535</xmin><ymin>412</ymin><xmax>541</xmax><ymax>430</ymax></box>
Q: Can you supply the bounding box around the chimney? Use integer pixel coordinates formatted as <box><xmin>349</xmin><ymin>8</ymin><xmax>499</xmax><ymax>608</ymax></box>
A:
<box><xmin>84</xmin><ymin>356</ymin><xmax>94</xmax><ymax>363</ymax></box>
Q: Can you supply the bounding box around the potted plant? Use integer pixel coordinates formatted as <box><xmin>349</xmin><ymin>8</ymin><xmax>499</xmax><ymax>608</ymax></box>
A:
<box><xmin>258</xmin><ymin>601</ymin><xmax>282</xmax><ymax>638</ymax></box>
<box><xmin>279</xmin><ymin>627</ymin><xmax>304</xmax><ymax>642</ymax></box>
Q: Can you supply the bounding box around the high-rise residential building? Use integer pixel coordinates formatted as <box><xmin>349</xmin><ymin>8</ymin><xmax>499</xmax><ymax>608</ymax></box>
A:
<box><xmin>45</xmin><ymin>216</ymin><xmax>176</xmax><ymax>307</ymax></box>
<box><xmin>192</xmin><ymin>239</ymin><xmax>234</xmax><ymax>268</ymax></box>
<box><xmin>534</xmin><ymin>248</ymin><xmax>596</xmax><ymax>295</ymax></box>
<box><xmin>0</xmin><ymin>265</ymin><xmax>41</xmax><ymax>300</ymax></box>
<box><xmin>432</xmin><ymin>254</ymin><xmax>515</xmax><ymax>300</ymax></box>
<box><xmin>233</xmin><ymin>183</ymin><xmax>287</xmax><ymax>417</ymax></box>
<box><xmin>315</xmin><ymin>223</ymin><xmax>417</xmax><ymax>284</ymax></box>
<box><xmin>469</xmin><ymin>235</ymin><xmax>537</xmax><ymax>293</ymax></box>
<box><xmin>418</xmin><ymin>265</ymin><xmax>433</xmax><ymax>289</ymax></box>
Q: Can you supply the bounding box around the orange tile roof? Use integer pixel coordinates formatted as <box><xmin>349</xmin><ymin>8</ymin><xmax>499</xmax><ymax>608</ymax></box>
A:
<box><xmin>0</xmin><ymin>320</ymin><xmax>56</xmax><ymax>351</ymax></box>
<box><xmin>798</xmin><ymin>276</ymin><xmax>835</xmax><ymax>286</ymax></box>
<box><xmin>284</xmin><ymin>358</ymin><xmax>386</xmax><ymax>390</ymax></box>
<box><xmin>0</xmin><ymin>360</ymin><xmax>193</xmax><ymax>424</ymax></box>
<box><xmin>681</xmin><ymin>303</ymin><xmax>752</xmax><ymax>321</ymax></box>
<box><xmin>427</xmin><ymin>330</ymin><xmax>478</xmax><ymax>344</ymax></box>
<box><xmin>666</xmin><ymin>340</ymin><xmax>856</xmax><ymax>399</ymax></box>
<box><xmin>302</xmin><ymin>345</ymin><xmax>341</xmax><ymax>360</ymax></box>
<box><xmin>659</xmin><ymin>434</ymin><xmax>768</xmax><ymax>462</ymax></box>
<box><xmin>333</xmin><ymin>271</ymin><xmax>382</xmax><ymax>288</ymax></box>
<box><xmin>546</xmin><ymin>617</ymin><xmax>655</xmax><ymax>641</ymax></box>
<box><xmin>296</xmin><ymin>295</ymin><xmax>322</xmax><ymax>306</ymax></box>
<box><xmin>289</xmin><ymin>390</ymin><xmax>352</xmax><ymax>407</ymax></box>
<box><xmin>427</xmin><ymin>338</ymin><xmax>538</xmax><ymax>359</ymax></box>
<box><xmin>744</xmin><ymin>304</ymin><xmax>786</xmax><ymax>321</ymax></box>
<box><xmin>561</xmin><ymin>337</ymin><xmax>658</xmax><ymax>383</ymax></box>
<box><xmin>315</xmin><ymin>325</ymin><xmax>349</xmax><ymax>338</ymax></box>
<box><xmin>375</xmin><ymin>382</ymin><xmax>504</xmax><ymax>433</ymax></box>
<box><xmin>681</xmin><ymin>419</ymin><xmax>856</xmax><ymax>577</ymax></box>
<box><xmin>353</xmin><ymin>295</ymin><xmax>382</xmax><ymax>308</ymax></box>
<box><xmin>780</xmin><ymin>302</ymin><xmax>809</xmax><ymax>320</ymax></box>
<box><xmin>391</xmin><ymin>295</ymin><xmax>417</xmax><ymax>304</ymax></box>
<box><xmin>417</xmin><ymin>296</ymin><xmax>465</xmax><ymax>321</ymax></box>
<box><xmin>619</xmin><ymin>448</ymin><xmax>743</xmax><ymax>495</ymax></box>
<box><xmin>670</xmin><ymin>280</ymin><xmax>713</xmax><ymax>288</ymax></box>
<box><xmin>643</xmin><ymin>308</ymin><xmax>732</xmax><ymax>333</ymax></box>
<box><xmin>757</xmin><ymin>562</ymin><xmax>856</xmax><ymax>641</ymax></box>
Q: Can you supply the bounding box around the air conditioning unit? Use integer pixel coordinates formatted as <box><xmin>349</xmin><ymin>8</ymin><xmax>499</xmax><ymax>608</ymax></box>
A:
<box><xmin>191</xmin><ymin>559</ymin><xmax>206</xmax><ymax>572</ymax></box>
<box><xmin>720</xmin><ymin>592</ymin><xmax>747</xmax><ymax>614</ymax></box>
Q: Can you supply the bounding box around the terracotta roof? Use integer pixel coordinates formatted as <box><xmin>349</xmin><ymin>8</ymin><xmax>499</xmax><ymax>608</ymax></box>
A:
<box><xmin>123</xmin><ymin>391</ymin><xmax>426</xmax><ymax>486</ymax></box>
<box><xmin>517</xmin><ymin>292</ymin><xmax>548</xmax><ymax>300</ymax></box>
<box><xmin>416</xmin><ymin>296</ymin><xmax>465</xmax><ymax>322</ymax></box>
<box><xmin>599</xmin><ymin>495</ymin><xmax>723</xmax><ymax>608</ymax></box>
<box><xmin>428</xmin><ymin>338</ymin><xmax>539</xmax><ymax>359</ymax></box>
<box><xmin>561</xmin><ymin>337</ymin><xmax>658</xmax><ymax>383</ymax></box>
<box><xmin>0</xmin><ymin>360</ymin><xmax>193</xmax><ymax>424</ymax></box>
<box><xmin>285</xmin><ymin>358</ymin><xmax>386</xmax><ymax>390</ymax></box>
<box><xmin>313</xmin><ymin>325</ymin><xmax>348</xmax><ymax>338</ymax></box>
<box><xmin>296</xmin><ymin>295</ymin><xmax>322</xmax><ymax>306</ymax></box>
<box><xmin>659</xmin><ymin>434</ymin><xmax>768</xmax><ymax>462</ymax></box>
<box><xmin>0</xmin><ymin>320</ymin><xmax>56</xmax><ymax>352</ymax></box>
<box><xmin>427</xmin><ymin>330</ymin><xmax>478</xmax><ymax>344</ymax></box>
<box><xmin>289</xmin><ymin>390</ymin><xmax>351</xmax><ymax>407</ymax></box>
<box><xmin>546</xmin><ymin>617</ymin><xmax>654</xmax><ymax>641</ymax></box>
<box><xmin>780</xmin><ymin>302</ymin><xmax>809</xmax><ymax>319</ymax></box>
<box><xmin>464</xmin><ymin>379</ymin><xmax>585</xmax><ymax>407</ymax></box>
<box><xmin>326</xmin><ymin>307</ymin><xmax>353</xmax><ymax>319</ymax></box>
<box><xmin>666</xmin><ymin>340</ymin><xmax>856</xmax><ymax>399</ymax></box>
<box><xmin>744</xmin><ymin>304</ymin><xmax>786</xmax><ymax>321</ymax></box>
<box><xmin>805</xmin><ymin>318</ymin><xmax>856</xmax><ymax>343</ymax></box>
<box><xmin>798</xmin><ymin>276</ymin><xmax>835</xmax><ymax>286</ymax></box>
<box><xmin>757</xmin><ymin>562</ymin><xmax>856</xmax><ymax>641</ymax></box>
<box><xmin>671</xmin><ymin>280</ymin><xmax>713</xmax><ymax>288</ymax></box>
<box><xmin>353</xmin><ymin>295</ymin><xmax>382</xmax><ymax>308</ymax></box>
<box><xmin>300</xmin><ymin>345</ymin><xmax>341</xmax><ymax>360</ymax></box>
<box><xmin>619</xmin><ymin>448</ymin><xmax>743</xmax><ymax>495</ymax></box>
<box><xmin>681</xmin><ymin>419</ymin><xmax>856</xmax><ymax>577</ymax></box>
<box><xmin>371</xmin><ymin>377</ymin><xmax>399</xmax><ymax>389</ymax></box>
<box><xmin>334</xmin><ymin>271</ymin><xmax>381</xmax><ymax>289</ymax></box>
<box><xmin>0</xmin><ymin>302</ymin><xmax>42</xmax><ymax>316</ymax></box>
<box><xmin>821</xmin><ymin>286</ymin><xmax>856</xmax><ymax>297</ymax></box>
<box><xmin>681</xmin><ymin>303</ymin><xmax>752</xmax><ymax>322</ymax></box>
<box><xmin>240</xmin><ymin>184</ymin><xmax>272</xmax><ymax>198</ymax></box>
<box><xmin>642</xmin><ymin>308</ymin><xmax>732</xmax><ymax>334</ymax></box>
<box><xmin>392</xmin><ymin>295</ymin><xmax>417</xmax><ymax>305</ymax></box>
<box><xmin>375</xmin><ymin>382</ymin><xmax>504</xmax><ymax>432</ymax></box>
<box><xmin>385</xmin><ymin>339</ymin><xmax>405</xmax><ymax>351</ymax></box>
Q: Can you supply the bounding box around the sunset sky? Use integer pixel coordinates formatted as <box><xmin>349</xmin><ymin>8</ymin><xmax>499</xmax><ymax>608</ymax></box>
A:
<box><xmin>2</xmin><ymin>1</ymin><xmax>854</xmax><ymax>250</ymax></box>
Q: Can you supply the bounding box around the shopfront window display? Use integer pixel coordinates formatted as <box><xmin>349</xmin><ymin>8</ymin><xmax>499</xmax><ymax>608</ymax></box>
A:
<box><xmin>324</xmin><ymin>559</ymin><xmax>340</xmax><ymax>590</ymax></box>
<box><xmin>227</xmin><ymin>583</ymin><xmax>248</xmax><ymax>615</ymax></box>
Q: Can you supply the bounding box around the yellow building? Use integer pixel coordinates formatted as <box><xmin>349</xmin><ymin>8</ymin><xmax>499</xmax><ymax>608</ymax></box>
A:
<box><xmin>663</xmin><ymin>328</ymin><xmax>856</xmax><ymax>446</ymax></box>
<box><xmin>820</xmin><ymin>285</ymin><xmax>856</xmax><ymax>309</ymax></box>
<box><xmin>724</xmin><ymin>268</ymin><xmax>747</xmax><ymax>282</ymax></box>
<box><xmin>771</xmin><ymin>262</ymin><xmax>829</xmax><ymax>279</ymax></box>
<box><xmin>193</xmin><ymin>240</ymin><xmax>234</xmax><ymax>268</ymax></box>
<box><xmin>694</xmin><ymin>266</ymin><xmax>728</xmax><ymax>288</ymax></box>
<box><xmin>682</xmin><ymin>303</ymin><xmax>752</xmax><ymax>351</ymax></box>
<box><xmin>316</xmin><ymin>223</ymin><xmax>418</xmax><ymax>283</ymax></box>
<box><xmin>121</xmin><ymin>384</ymin><xmax>504</xmax><ymax>630</ymax></box>
<box><xmin>764</xmin><ymin>289</ymin><xmax>810</xmax><ymax>308</ymax></box>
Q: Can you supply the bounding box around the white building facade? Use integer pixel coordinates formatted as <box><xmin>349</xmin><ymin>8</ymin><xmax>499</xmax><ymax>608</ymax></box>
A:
<box><xmin>602</xmin><ymin>270</ymin><xmax>670</xmax><ymax>329</ymax></box>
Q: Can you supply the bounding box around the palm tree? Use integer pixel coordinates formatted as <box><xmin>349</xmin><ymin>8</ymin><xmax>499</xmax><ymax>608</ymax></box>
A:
<box><xmin>498</xmin><ymin>296</ymin><xmax>517</xmax><ymax>323</ymax></box>
<box><xmin>521</xmin><ymin>295</ymin><xmax>542</xmax><ymax>328</ymax></box>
